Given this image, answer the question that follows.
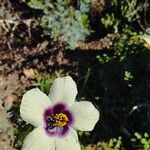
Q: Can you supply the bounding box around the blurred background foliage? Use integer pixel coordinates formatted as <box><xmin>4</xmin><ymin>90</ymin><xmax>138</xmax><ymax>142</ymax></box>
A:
<box><xmin>0</xmin><ymin>0</ymin><xmax>150</xmax><ymax>149</ymax></box>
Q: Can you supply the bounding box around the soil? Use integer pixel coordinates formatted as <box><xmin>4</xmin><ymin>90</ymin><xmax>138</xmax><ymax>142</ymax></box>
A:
<box><xmin>0</xmin><ymin>0</ymin><xmax>113</xmax><ymax>100</ymax></box>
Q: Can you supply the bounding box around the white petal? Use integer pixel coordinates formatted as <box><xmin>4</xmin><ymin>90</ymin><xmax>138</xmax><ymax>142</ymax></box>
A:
<box><xmin>71</xmin><ymin>101</ymin><xmax>99</xmax><ymax>131</ymax></box>
<box><xmin>56</xmin><ymin>127</ymin><xmax>81</xmax><ymax>150</ymax></box>
<box><xmin>22</xmin><ymin>126</ymin><xmax>55</xmax><ymax>150</ymax></box>
<box><xmin>48</xmin><ymin>76</ymin><xmax>77</xmax><ymax>106</ymax></box>
<box><xmin>20</xmin><ymin>88</ymin><xmax>51</xmax><ymax>127</ymax></box>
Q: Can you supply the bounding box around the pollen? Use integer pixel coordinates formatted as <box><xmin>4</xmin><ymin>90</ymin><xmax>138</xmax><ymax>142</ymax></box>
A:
<box><xmin>53</xmin><ymin>113</ymin><xmax>69</xmax><ymax>127</ymax></box>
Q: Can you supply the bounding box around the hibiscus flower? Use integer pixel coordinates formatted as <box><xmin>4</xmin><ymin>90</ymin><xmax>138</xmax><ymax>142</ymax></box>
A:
<box><xmin>20</xmin><ymin>76</ymin><xmax>99</xmax><ymax>150</ymax></box>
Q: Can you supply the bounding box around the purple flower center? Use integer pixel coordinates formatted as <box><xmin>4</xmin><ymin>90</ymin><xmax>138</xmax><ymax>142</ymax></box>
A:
<box><xmin>44</xmin><ymin>103</ymin><xmax>74</xmax><ymax>137</ymax></box>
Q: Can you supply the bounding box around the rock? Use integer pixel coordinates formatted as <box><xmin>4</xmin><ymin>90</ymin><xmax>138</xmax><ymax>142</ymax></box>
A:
<box><xmin>23</xmin><ymin>68</ymin><xmax>35</xmax><ymax>79</ymax></box>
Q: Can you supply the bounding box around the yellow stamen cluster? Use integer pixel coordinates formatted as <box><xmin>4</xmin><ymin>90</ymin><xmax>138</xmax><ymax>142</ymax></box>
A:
<box><xmin>53</xmin><ymin>113</ymin><xmax>69</xmax><ymax>127</ymax></box>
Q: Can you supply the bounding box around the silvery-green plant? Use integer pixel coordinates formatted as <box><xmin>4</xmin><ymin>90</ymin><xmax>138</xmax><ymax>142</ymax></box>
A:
<box><xmin>28</xmin><ymin>0</ymin><xmax>91</xmax><ymax>49</ymax></box>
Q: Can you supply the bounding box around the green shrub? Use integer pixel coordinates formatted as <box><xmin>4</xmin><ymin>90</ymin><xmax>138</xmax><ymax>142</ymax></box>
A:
<box><xmin>81</xmin><ymin>136</ymin><xmax>124</xmax><ymax>150</ymax></box>
<box><xmin>132</xmin><ymin>132</ymin><xmax>150</xmax><ymax>150</ymax></box>
<box><xmin>101</xmin><ymin>0</ymin><xmax>149</xmax><ymax>32</ymax></box>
